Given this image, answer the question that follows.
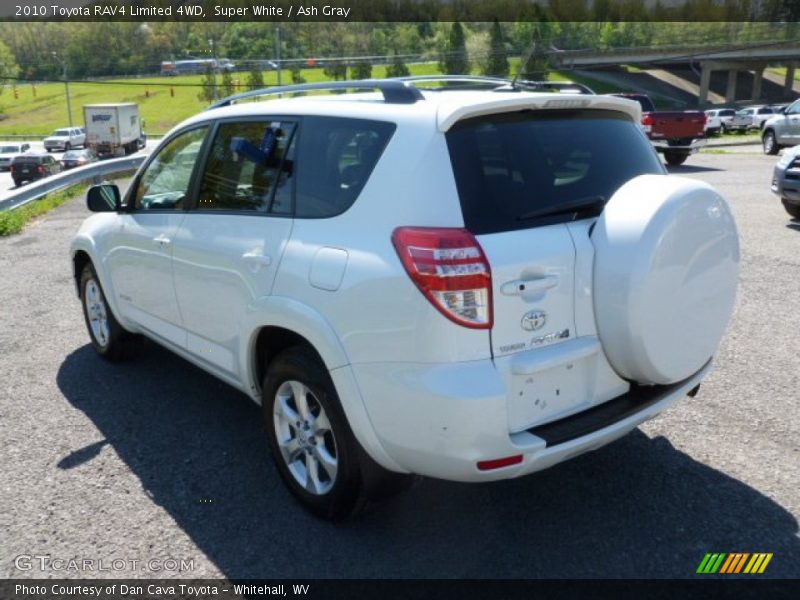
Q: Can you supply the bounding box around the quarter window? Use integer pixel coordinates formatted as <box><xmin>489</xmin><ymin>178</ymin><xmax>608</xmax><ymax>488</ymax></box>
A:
<box><xmin>196</xmin><ymin>120</ymin><xmax>296</xmax><ymax>213</ymax></box>
<box><xmin>295</xmin><ymin>117</ymin><xmax>395</xmax><ymax>218</ymax></box>
<box><xmin>133</xmin><ymin>126</ymin><xmax>208</xmax><ymax>210</ymax></box>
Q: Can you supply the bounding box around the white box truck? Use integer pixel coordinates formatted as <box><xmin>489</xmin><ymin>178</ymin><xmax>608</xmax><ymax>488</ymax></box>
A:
<box><xmin>83</xmin><ymin>103</ymin><xmax>145</xmax><ymax>157</ymax></box>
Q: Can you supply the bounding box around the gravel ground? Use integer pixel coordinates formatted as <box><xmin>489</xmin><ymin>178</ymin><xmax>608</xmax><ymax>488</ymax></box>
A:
<box><xmin>1</xmin><ymin>155</ymin><xmax>798</xmax><ymax>580</ymax></box>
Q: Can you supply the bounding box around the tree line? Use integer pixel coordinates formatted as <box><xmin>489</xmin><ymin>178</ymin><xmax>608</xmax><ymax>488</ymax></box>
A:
<box><xmin>0</xmin><ymin>21</ymin><xmax>796</xmax><ymax>87</ymax></box>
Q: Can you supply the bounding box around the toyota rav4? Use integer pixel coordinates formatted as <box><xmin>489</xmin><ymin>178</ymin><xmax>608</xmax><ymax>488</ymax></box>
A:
<box><xmin>70</xmin><ymin>77</ymin><xmax>740</xmax><ymax>519</ymax></box>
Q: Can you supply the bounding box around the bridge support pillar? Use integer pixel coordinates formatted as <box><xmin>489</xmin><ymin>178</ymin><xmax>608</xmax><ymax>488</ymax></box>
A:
<box><xmin>726</xmin><ymin>69</ymin><xmax>738</xmax><ymax>103</ymax></box>
<box><xmin>699</xmin><ymin>63</ymin><xmax>712</xmax><ymax>106</ymax></box>
<box><xmin>785</xmin><ymin>63</ymin><xmax>796</xmax><ymax>98</ymax></box>
<box><xmin>752</xmin><ymin>66</ymin><xmax>764</xmax><ymax>101</ymax></box>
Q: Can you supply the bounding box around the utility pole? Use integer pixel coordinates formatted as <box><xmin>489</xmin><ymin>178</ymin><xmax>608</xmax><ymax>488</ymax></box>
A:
<box><xmin>275</xmin><ymin>27</ymin><xmax>282</xmax><ymax>85</ymax></box>
<box><xmin>209</xmin><ymin>38</ymin><xmax>218</xmax><ymax>100</ymax></box>
<box><xmin>52</xmin><ymin>52</ymin><xmax>73</xmax><ymax>127</ymax></box>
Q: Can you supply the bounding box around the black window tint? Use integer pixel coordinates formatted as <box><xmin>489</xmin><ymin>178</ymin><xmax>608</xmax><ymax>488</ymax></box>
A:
<box><xmin>295</xmin><ymin>116</ymin><xmax>395</xmax><ymax>218</ymax></box>
<box><xmin>446</xmin><ymin>110</ymin><xmax>665</xmax><ymax>235</ymax></box>
<box><xmin>197</xmin><ymin>120</ymin><xmax>296</xmax><ymax>213</ymax></box>
<box><xmin>134</xmin><ymin>126</ymin><xmax>208</xmax><ymax>210</ymax></box>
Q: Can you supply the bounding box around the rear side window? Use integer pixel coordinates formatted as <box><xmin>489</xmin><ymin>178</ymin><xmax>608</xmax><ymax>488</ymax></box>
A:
<box><xmin>446</xmin><ymin>109</ymin><xmax>664</xmax><ymax>235</ymax></box>
<box><xmin>295</xmin><ymin>116</ymin><xmax>395</xmax><ymax>218</ymax></box>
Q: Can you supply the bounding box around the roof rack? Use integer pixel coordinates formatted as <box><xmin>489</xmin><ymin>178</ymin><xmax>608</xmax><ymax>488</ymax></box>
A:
<box><xmin>208</xmin><ymin>79</ymin><xmax>424</xmax><ymax>109</ymax></box>
<box><xmin>396</xmin><ymin>75</ymin><xmax>512</xmax><ymax>89</ymax></box>
<box><xmin>398</xmin><ymin>75</ymin><xmax>594</xmax><ymax>95</ymax></box>
<box><xmin>510</xmin><ymin>80</ymin><xmax>595</xmax><ymax>95</ymax></box>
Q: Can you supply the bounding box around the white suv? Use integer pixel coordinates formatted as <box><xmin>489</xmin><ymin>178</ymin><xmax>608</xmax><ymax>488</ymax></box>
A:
<box><xmin>70</xmin><ymin>78</ymin><xmax>740</xmax><ymax>519</ymax></box>
<box><xmin>44</xmin><ymin>127</ymin><xmax>86</xmax><ymax>152</ymax></box>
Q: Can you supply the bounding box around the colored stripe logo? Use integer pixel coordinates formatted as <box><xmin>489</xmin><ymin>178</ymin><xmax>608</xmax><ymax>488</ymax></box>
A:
<box><xmin>696</xmin><ymin>553</ymin><xmax>773</xmax><ymax>574</ymax></box>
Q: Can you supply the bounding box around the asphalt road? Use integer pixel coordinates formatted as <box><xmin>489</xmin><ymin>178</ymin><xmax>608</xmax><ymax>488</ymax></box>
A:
<box><xmin>1</xmin><ymin>152</ymin><xmax>798</xmax><ymax>580</ymax></box>
<box><xmin>0</xmin><ymin>141</ymin><xmax>158</xmax><ymax>200</ymax></box>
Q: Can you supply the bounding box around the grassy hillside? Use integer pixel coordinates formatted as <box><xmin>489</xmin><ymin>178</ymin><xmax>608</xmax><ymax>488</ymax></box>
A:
<box><xmin>0</xmin><ymin>62</ymin><xmax>603</xmax><ymax>136</ymax></box>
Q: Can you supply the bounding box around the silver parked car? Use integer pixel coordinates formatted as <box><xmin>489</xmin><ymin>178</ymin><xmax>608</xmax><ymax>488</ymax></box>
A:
<box><xmin>705</xmin><ymin>108</ymin><xmax>735</xmax><ymax>135</ymax></box>
<box><xmin>727</xmin><ymin>106</ymin><xmax>775</xmax><ymax>133</ymax></box>
<box><xmin>770</xmin><ymin>144</ymin><xmax>800</xmax><ymax>219</ymax></box>
<box><xmin>761</xmin><ymin>99</ymin><xmax>800</xmax><ymax>155</ymax></box>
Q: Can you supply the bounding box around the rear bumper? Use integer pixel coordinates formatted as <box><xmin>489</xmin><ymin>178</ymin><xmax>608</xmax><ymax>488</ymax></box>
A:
<box><xmin>651</xmin><ymin>138</ymin><xmax>707</xmax><ymax>153</ymax></box>
<box><xmin>351</xmin><ymin>349</ymin><xmax>712</xmax><ymax>482</ymax></box>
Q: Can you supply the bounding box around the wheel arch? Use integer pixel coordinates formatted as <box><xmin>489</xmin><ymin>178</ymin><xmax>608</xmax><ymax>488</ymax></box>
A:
<box><xmin>242</xmin><ymin>300</ymin><xmax>404</xmax><ymax>473</ymax></box>
<box><xmin>70</xmin><ymin>241</ymin><xmax>128</xmax><ymax>331</ymax></box>
<box><xmin>72</xmin><ymin>249</ymin><xmax>92</xmax><ymax>298</ymax></box>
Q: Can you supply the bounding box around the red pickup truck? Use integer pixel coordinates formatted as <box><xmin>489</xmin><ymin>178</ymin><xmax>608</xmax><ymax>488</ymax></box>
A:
<box><xmin>611</xmin><ymin>93</ymin><xmax>707</xmax><ymax>166</ymax></box>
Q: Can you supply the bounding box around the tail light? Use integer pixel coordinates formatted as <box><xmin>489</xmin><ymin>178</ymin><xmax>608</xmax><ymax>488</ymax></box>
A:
<box><xmin>37</xmin><ymin>165</ymin><xmax>44</xmax><ymax>174</ymax></box>
<box><xmin>9</xmin><ymin>165</ymin><xmax>15</xmax><ymax>173</ymax></box>
<box><xmin>641</xmin><ymin>113</ymin><xmax>653</xmax><ymax>134</ymax></box>
<box><xmin>392</xmin><ymin>227</ymin><xmax>493</xmax><ymax>329</ymax></box>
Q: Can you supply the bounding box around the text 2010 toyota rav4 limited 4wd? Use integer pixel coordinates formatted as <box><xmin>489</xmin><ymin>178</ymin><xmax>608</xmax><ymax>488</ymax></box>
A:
<box><xmin>71</xmin><ymin>77</ymin><xmax>740</xmax><ymax>519</ymax></box>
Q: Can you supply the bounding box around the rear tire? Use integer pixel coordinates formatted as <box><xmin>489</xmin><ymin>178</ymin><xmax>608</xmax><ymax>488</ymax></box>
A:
<box><xmin>263</xmin><ymin>347</ymin><xmax>365</xmax><ymax>519</ymax></box>
<box><xmin>782</xmin><ymin>198</ymin><xmax>800</xmax><ymax>220</ymax></box>
<box><xmin>262</xmin><ymin>346</ymin><xmax>414</xmax><ymax>519</ymax></box>
<box><xmin>762</xmin><ymin>130</ymin><xmax>779</xmax><ymax>155</ymax></box>
<box><xmin>664</xmin><ymin>152</ymin><xmax>688</xmax><ymax>166</ymax></box>
<box><xmin>79</xmin><ymin>264</ymin><xmax>132</xmax><ymax>361</ymax></box>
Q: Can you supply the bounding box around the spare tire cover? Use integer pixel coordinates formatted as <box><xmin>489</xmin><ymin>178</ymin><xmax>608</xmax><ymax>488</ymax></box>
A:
<box><xmin>592</xmin><ymin>174</ymin><xmax>739</xmax><ymax>385</ymax></box>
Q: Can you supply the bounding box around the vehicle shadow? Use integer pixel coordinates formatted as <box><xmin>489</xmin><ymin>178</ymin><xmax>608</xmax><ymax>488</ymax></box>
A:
<box><xmin>665</xmin><ymin>164</ymin><xmax>723</xmax><ymax>174</ymax></box>
<box><xmin>56</xmin><ymin>344</ymin><xmax>799</xmax><ymax>579</ymax></box>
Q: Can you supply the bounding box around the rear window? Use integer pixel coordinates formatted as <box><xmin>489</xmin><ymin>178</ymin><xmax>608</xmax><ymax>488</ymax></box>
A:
<box><xmin>446</xmin><ymin>109</ymin><xmax>664</xmax><ymax>235</ymax></box>
<box><xmin>0</xmin><ymin>146</ymin><xmax>20</xmax><ymax>153</ymax></box>
<box><xmin>13</xmin><ymin>155</ymin><xmax>42</xmax><ymax>163</ymax></box>
<box><xmin>294</xmin><ymin>117</ymin><xmax>395</xmax><ymax>218</ymax></box>
<box><xmin>719</xmin><ymin>109</ymin><xmax>736</xmax><ymax>117</ymax></box>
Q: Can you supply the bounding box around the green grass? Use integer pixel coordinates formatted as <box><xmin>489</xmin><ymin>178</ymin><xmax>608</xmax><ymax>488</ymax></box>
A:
<box><xmin>0</xmin><ymin>61</ymin><xmax>618</xmax><ymax>136</ymax></box>
<box><xmin>0</xmin><ymin>184</ymin><xmax>87</xmax><ymax>236</ymax></box>
<box><xmin>768</xmin><ymin>67</ymin><xmax>799</xmax><ymax>82</ymax></box>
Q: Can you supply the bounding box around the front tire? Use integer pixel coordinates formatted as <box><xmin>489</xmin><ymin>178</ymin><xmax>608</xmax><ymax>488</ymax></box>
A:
<box><xmin>664</xmin><ymin>151</ymin><xmax>688</xmax><ymax>166</ymax></box>
<box><xmin>80</xmin><ymin>264</ymin><xmax>131</xmax><ymax>361</ymax></box>
<box><xmin>782</xmin><ymin>198</ymin><xmax>800</xmax><ymax>219</ymax></box>
<box><xmin>762</xmin><ymin>130</ymin><xmax>779</xmax><ymax>155</ymax></box>
<box><xmin>263</xmin><ymin>347</ymin><xmax>365</xmax><ymax>520</ymax></box>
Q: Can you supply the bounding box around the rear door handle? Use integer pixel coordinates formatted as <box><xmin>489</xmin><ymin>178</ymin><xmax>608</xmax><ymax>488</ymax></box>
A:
<box><xmin>152</xmin><ymin>234</ymin><xmax>171</xmax><ymax>247</ymax></box>
<box><xmin>501</xmin><ymin>275</ymin><xmax>559</xmax><ymax>296</ymax></box>
<box><xmin>242</xmin><ymin>250</ymin><xmax>272</xmax><ymax>266</ymax></box>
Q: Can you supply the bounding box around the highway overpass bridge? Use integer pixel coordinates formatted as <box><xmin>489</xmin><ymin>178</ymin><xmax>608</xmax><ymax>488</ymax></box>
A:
<box><xmin>551</xmin><ymin>41</ymin><xmax>800</xmax><ymax>105</ymax></box>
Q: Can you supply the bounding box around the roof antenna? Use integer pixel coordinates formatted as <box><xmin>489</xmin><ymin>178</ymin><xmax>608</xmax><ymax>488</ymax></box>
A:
<box><xmin>511</xmin><ymin>34</ymin><xmax>540</xmax><ymax>90</ymax></box>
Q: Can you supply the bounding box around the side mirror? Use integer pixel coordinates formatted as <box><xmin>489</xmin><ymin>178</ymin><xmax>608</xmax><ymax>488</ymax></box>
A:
<box><xmin>87</xmin><ymin>184</ymin><xmax>120</xmax><ymax>212</ymax></box>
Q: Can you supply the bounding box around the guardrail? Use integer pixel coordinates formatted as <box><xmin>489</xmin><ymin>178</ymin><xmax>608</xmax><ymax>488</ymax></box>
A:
<box><xmin>0</xmin><ymin>154</ymin><xmax>146</xmax><ymax>212</ymax></box>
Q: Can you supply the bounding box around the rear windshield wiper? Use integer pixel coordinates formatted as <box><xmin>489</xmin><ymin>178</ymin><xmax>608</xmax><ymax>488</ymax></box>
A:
<box><xmin>515</xmin><ymin>195</ymin><xmax>606</xmax><ymax>222</ymax></box>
